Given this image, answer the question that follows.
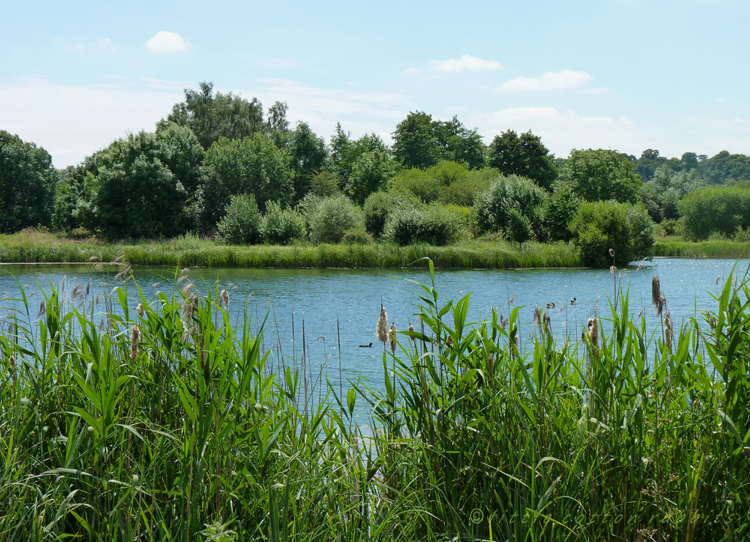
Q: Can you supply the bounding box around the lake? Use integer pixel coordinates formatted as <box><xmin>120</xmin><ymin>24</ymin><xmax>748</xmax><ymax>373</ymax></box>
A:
<box><xmin>1</xmin><ymin>258</ymin><xmax>747</xmax><ymax>403</ymax></box>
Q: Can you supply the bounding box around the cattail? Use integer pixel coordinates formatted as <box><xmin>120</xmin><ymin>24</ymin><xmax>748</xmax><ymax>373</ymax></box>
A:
<box><xmin>130</xmin><ymin>326</ymin><xmax>140</xmax><ymax>360</ymax></box>
<box><xmin>389</xmin><ymin>323</ymin><xmax>397</xmax><ymax>354</ymax></box>
<box><xmin>376</xmin><ymin>307</ymin><xmax>389</xmax><ymax>344</ymax></box>
<box><xmin>652</xmin><ymin>276</ymin><xmax>661</xmax><ymax>308</ymax></box>
<box><xmin>513</xmin><ymin>335</ymin><xmax>519</xmax><ymax>350</ymax></box>
<box><xmin>587</xmin><ymin>318</ymin><xmax>599</xmax><ymax>349</ymax></box>
<box><xmin>657</xmin><ymin>295</ymin><xmax>666</xmax><ymax>317</ymax></box>
<box><xmin>136</xmin><ymin>303</ymin><xmax>145</xmax><ymax>318</ymax></box>
<box><xmin>446</xmin><ymin>335</ymin><xmax>453</xmax><ymax>348</ymax></box>
<box><xmin>608</xmin><ymin>248</ymin><xmax>615</xmax><ymax>258</ymax></box>
<box><xmin>37</xmin><ymin>301</ymin><xmax>46</xmax><ymax>319</ymax></box>
<box><xmin>533</xmin><ymin>307</ymin><xmax>541</xmax><ymax>330</ymax></box>
<box><xmin>85</xmin><ymin>282</ymin><xmax>90</xmax><ymax>296</ymax></box>
<box><xmin>610</xmin><ymin>265</ymin><xmax>617</xmax><ymax>275</ymax></box>
<box><xmin>664</xmin><ymin>311</ymin><xmax>673</xmax><ymax>351</ymax></box>
<box><xmin>408</xmin><ymin>323</ymin><xmax>415</xmax><ymax>342</ymax></box>
<box><xmin>220</xmin><ymin>289</ymin><xmax>230</xmax><ymax>308</ymax></box>
<box><xmin>543</xmin><ymin>312</ymin><xmax>551</xmax><ymax>333</ymax></box>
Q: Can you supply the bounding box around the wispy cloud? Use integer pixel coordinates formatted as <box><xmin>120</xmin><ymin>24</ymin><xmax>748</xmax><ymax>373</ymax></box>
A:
<box><xmin>406</xmin><ymin>55</ymin><xmax>502</xmax><ymax>75</ymax></box>
<box><xmin>145</xmin><ymin>31</ymin><xmax>192</xmax><ymax>54</ymax></box>
<box><xmin>96</xmin><ymin>38</ymin><xmax>118</xmax><ymax>53</ymax></box>
<box><xmin>496</xmin><ymin>70</ymin><xmax>593</xmax><ymax>92</ymax></box>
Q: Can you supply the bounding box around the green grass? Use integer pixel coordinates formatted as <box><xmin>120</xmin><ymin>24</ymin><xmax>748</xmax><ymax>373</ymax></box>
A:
<box><xmin>0</xmin><ymin>229</ymin><xmax>582</xmax><ymax>269</ymax></box>
<box><xmin>0</xmin><ymin>261</ymin><xmax>748</xmax><ymax>540</ymax></box>
<box><xmin>653</xmin><ymin>237</ymin><xmax>750</xmax><ymax>258</ymax></box>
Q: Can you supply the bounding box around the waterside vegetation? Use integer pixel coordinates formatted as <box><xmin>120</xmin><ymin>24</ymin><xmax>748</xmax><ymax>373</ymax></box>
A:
<box><xmin>0</xmin><ymin>262</ymin><xmax>748</xmax><ymax>540</ymax></box>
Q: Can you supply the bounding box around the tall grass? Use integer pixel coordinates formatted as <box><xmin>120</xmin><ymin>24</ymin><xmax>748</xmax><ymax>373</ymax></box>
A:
<box><xmin>0</xmin><ymin>262</ymin><xmax>748</xmax><ymax>540</ymax></box>
<box><xmin>0</xmin><ymin>230</ymin><xmax>581</xmax><ymax>269</ymax></box>
<box><xmin>654</xmin><ymin>239</ymin><xmax>750</xmax><ymax>259</ymax></box>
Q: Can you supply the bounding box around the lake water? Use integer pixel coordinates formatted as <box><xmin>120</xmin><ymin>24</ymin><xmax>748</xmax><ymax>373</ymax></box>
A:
<box><xmin>1</xmin><ymin>258</ymin><xmax>748</xmax><ymax>404</ymax></box>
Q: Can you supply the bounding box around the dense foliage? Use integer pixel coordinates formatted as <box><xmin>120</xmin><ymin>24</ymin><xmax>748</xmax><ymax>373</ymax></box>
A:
<box><xmin>7</xmin><ymin>81</ymin><xmax>750</xmax><ymax>267</ymax></box>
<box><xmin>679</xmin><ymin>185</ymin><xmax>750</xmax><ymax>240</ymax></box>
<box><xmin>0</xmin><ymin>267</ymin><xmax>748</xmax><ymax>539</ymax></box>
<box><xmin>0</xmin><ymin>130</ymin><xmax>57</xmax><ymax>233</ymax></box>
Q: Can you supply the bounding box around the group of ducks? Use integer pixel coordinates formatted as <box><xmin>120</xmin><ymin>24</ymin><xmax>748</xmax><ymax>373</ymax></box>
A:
<box><xmin>359</xmin><ymin>297</ymin><xmax>579</xmax><ymax>348</ymax></box>
<box><xmin>545</xmin><ymin>297</ymin><xmax>577</xmax><ymax>309</ymax></box>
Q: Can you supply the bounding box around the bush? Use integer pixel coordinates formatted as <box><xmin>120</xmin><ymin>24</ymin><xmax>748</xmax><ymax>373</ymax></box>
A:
<box><xmin>308</xmin><ymin>171</ymin><xmax>341</xmax><ymax>198</ymax></box>
<box><xmin>473</xmin><ymin>174</ymin><xmax>547</xmax><ymax>236</ymax></box>
<box><xmin>362</xmin><ymin>191</ymin><xmax>419</xmax><ymax>238</ymax></box>
<box><xmin>341</xmin><ymin>227</ymin><xmax>373</xmax><ymax>245</ymax></box>
<box><xmin>570</xmin><ymin>201</ymin><xmax>655</xmax><ymax>267</ymax></box>
<box><xmin>438</xmin><ymin>169</ymin><xmax>496</xmax><ymax>206</ymax></box>
<box><xmin>660</xmin><ymin>218</ymin><xmax>679</xmax><ymax>237</ymax></box>
<box><xmin>543</xmin><ymin>182</ymin><xmax>581</xmax><ymax>242</ymax></box>
<box><xmin>304</xmin><ymin>195</ymin><xmax>365</xmax><ymax>244</ymax></box>
<box><xmin>261</xmin><ymin>201</ymin><xmax>306</xmax><ymax>245</ymax></box>
<box><xmin>678</xmin><ymin>185</ymin><xmax>750</xmax><ymax>240</ymax></box>
<box><xmin>217</xmin><ymin>194</ymin><xmax>262</xmax><ymax>245</ymax></box>
<box><xmin>734</xmin><ymin>226</ymin><xmax>750</xmax><ymax>242</ymax></box>
<box><xmin>506</xmin><ymin>209</ymin><xmax>532</xmax><ymax>247</ymax></box>
<box><xmin>390</xmin><ymin>168</ymin><xmax>443</xmax><ymax>203</ymax></box>
<box><xmin>382</xmin><ymin>203</ymin><xmax>464</xmax><ymax>246</ymax></box>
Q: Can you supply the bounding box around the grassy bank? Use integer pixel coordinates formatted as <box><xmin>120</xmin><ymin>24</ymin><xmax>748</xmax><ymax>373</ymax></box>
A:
<box><xmin>0</xmin><ymin>229</ymin><xmax>581</xmax><ymax>269</ymax></box>
<box><xmin>0</xmin><ymin>264</ymin><xmax>748</xmax><ymax>540</ymax></box>
<box><xmin>653</xmin><ymin>237</ymin><xmax>750</xmax><ymax>259</ymax></box>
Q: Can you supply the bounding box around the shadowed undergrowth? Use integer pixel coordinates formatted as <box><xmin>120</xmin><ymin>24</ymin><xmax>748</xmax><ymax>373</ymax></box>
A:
<box><xmin>0</xmin><ymin>262</ymin><xmax>748</xmax><ymax>540</ymax></box>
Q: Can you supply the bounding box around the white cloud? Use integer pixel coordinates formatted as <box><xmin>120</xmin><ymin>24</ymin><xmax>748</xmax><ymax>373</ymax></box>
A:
<box><xmin>429</xmin><ymin>54</ymin><xmax>502</xmax><ymax>73</ymax></box>
<box><xmin>0</xmin><ymin>78</ymin><xmax>181</xmax><ymax>167</ymax></box>
<box><xmin>469</xmin><ymin>107</ymin><xmax>644</xmax><ymax>157</ymax></box>
<box><xmin>96</xmin><ymin>38</ymin><xmax>118</xmax><ymax>53</ymax></box>
<box><xmin>496</xmin><ymin>70</ymin><xmax>594</xmax><ymax>92</ymax></box>
<box><xmin>403</xmin><ymin>67</ymin><xmax>421</xmax><ymax>75</ymax></box>
<box><xmin>145</xmin><ymin>31</ymin><xmax>192</xmax><ymax>54</ymax></box>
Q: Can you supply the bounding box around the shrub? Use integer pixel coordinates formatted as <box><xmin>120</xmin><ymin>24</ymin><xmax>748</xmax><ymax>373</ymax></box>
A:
<box><xmin>506</xmin><ymin>209</ymin><xmax>532</xmax><ymax>247</ymax></box>
<box><xmin>308</xmin><ymin>171</ymin><xmax>341</xmax><ymax>198</ymax></box>
<box><xmin>362</xmin><ymin>191</ymin><xmax>419</xmax><ymax>238</ymax></box>
<box><xmin>678</xmin><ymin>185</ymin><xmax>750</xmax><ymax>240</ymax></box>
<box><xmin>569</xmin><ymin>201</ymin><xmax>655</xmax><ymax>267</ymax></box>
<box><xmin>390</xmin><ymin>168</ymin><xmax>443</xmax><ymax>203</ymax></box>
<box><xmin>734</xmin><ymin>226</ymin><xmax>750</xmax><ymax>242</ymax></box>
<box><xmin>438</xmin><ymin>169</ymin><xmax>496</xmax><ymax>207</ymax></box>
<box><xmin>473</xmin><ymin>174</ymin><xmax>547</xmax><ymax>236</ymax></box>
<box><xmin>216</xmin><ymin>194</ymin><xmax>262</xmax><ymax>245</ymax></box>
<box><xmin>341</xmin><ymin>227</ymin><xmax>373</xmax><ymax>245</ymax></box>
<box><xmin>543</xmin><ymin>182</ymin><xmax>581</xmax><ymax>242</ymax></box>
<box><xmin>383</xmin><ymin>203</ymin><xmax>464</xmax><ymax>246</ymax></box>
<box><xmin>563</xmin><ymin>148</ymin><xmax>641</xmax><ymax>203</ymax></box>
<box><xmin>304</xmin><ymin>195</ymin><xmax>365</xmax><ymax>244</ymax></box>
<box><xmin>660</xmin><ymin>218</ymin><xmax>679</xmax><ymax>237</ymax></box>
<box><xmin>261</xmin><ymin>201</ymin><xmax>306</xmax><ymax>245</ymax></box>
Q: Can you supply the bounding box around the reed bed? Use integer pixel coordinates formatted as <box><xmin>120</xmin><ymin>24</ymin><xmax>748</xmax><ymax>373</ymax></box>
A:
<box><xmin>0</xmin><ymin>231</ymin><xmax>581</xmax><ymax>269</ymax></box>
<box><xmin>0</xmin><ymin>262</ymin><xmax>748</xmax><ymax>540</ymax></box>
<box><xmin>653</xmin><ymin>239</ymin><xmax>750</xmax><ymax>259</ymax></box>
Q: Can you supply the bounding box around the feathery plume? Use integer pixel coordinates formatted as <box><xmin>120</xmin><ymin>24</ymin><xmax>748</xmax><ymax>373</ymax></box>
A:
<box><xmin>657</xmin><ymin>295</ymin><xmax>666</xmax><ymax>317</ymax></box>
<box><xmin>587</xmin><ymin>318</ymin><xmax>599</xmax><ymax>349</ymax></box>
<box><xmin>543</xmin><ymin>312</ymin><xmax>551</xmax><ymax>333</ymax></box>
<box><xmin>130</xmin><ymin>326</ymin><xmax>140</xmax><ymax>360</ymax></box>
<box><xmin>220</xmin><ymin>289</ymin><xmax>230</xmax><ymax>308</ymax></box>
<box><xmin>37</xmin><ymin>301</ymin><xmax>46</xmax><ymax>319</ymax></box>
<box><xmin>177</xmin><ymin>268</ymin><xmax>191</xmax><ymax>284</ymax></box>
<box><xmin>9</xmin><ymin>355</ymin><xmax>17</xmax><ymax>389</ymax></box>
<box><xmin>376</xmin><ymin>306</ymin><xmax>389</xmax><ymax>344</ymax></box>
<box><xmin>389</xmin><ymin>323</ymin><xmax>397</xmax><ymax>354</ymax></box>
<box><xmin>136</xmin><ymin>303</ymin><xmax>145</xmax><ymax>318</ymax></box>
<box><xmin>652</xmin><ymin>276</ymin><xmax>661</xmax><ymax>309</ymax></box>
<box><xmin>408</xmin><ymin>323</ymin><xmax>415</xmax><ymax>342</ymax></box>
<box><xmin>533</xmin><ymin>307</ymin><xmax>541</xmax><ymax>330</ymax></box>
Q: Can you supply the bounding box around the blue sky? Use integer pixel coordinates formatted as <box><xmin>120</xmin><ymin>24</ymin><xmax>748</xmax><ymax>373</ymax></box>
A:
<box><xmin>1</xmin><ymin>0</ymin><xmax>748</xmax><ymax>167</ymax></box>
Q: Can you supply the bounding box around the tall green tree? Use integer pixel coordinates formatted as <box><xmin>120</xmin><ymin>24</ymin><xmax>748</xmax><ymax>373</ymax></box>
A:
<box><xmin>0</xmin><ymin>131</ymin><xmax>58</xmax><ymax>233</ymax></box>
<box><xmin>199</xmin><ymin>133</ymin><xmax>294</xmax><ymax>230</ymax></box>
<box><xmin>392</xmin><ymin>111</ymin><xmax>485</xmax><ymax>170</ymax></box>
<box><xmin>563</xmin><ymin>149</ymin><xmax>642</xmax><ymax>204</ymax></box>
<box><xmin>488</xmin><ymin>130</ymin><xmax>557</xmax><ymax>190</ymax></box>
<box><xmin>164</xmin><ymin>82</ymin><xmax>264</xmax><ymax>149</ymax></box>
<box><xmin>287</xmin><ymin>122</ymin><xmax>327</xmax><ymax>202</ymax></box>
<box><xmin>87</xmin><ymin>126</ymin><xmax>204</xmax><ymax>238</ymax></box>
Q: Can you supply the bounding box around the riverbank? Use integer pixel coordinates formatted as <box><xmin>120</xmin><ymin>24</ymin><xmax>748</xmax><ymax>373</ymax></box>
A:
<box><xmin>0</xmin><ymin>229</ymin><xmax>581</xmax><ymax>269</ymax></box>
<box><xmin>652</xmin><ymin>237</ymin><xmax>750</xmax><ymax>258</ymax></box>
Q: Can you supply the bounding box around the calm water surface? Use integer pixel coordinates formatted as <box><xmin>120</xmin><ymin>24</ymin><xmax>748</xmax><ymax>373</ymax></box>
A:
<box><xmin>1</xmin><ymin>258</ymin><xmax>748</xmax><ymax>399</ymax></box>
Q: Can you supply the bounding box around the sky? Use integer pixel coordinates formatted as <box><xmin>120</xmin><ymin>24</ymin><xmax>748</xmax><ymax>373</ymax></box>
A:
<box><xmin>1</xmin><ymin>0</ymin><xmax>748</xmax><ymax>168</ymax></box>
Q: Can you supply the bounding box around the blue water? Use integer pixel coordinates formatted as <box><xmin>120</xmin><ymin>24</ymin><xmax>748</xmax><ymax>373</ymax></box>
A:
<box><xmin>1</xmin><ymin>258</ymin><xmax>747</xmax><ymax>404</ymax></box>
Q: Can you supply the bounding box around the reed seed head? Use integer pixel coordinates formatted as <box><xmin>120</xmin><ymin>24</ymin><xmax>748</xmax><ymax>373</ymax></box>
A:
<box><xmin>136</xmin><ymin>303</ymin><xmax>145</xmax><ymax>318</ymax></box>
<box><xmin>609</xmin><ymin>248</ymin><xmax>615</xmax><ymax>258</ymax></box>
<box><xmin>408</xmin><ymin>324</ymin><xmax>415</xmax><ymax>342</ymax></box>
<box><xmin>657</xmin><ymin>295</ymin><xmax>666</xmax><ymax>317</ymax></box>
<box><xmin>220</xmin><ymin>289</ymin><xmax>230</xmax><ymax>308</ymax></box>
<box><xmin>130</xmin><ymin>325</ymin><xmax>140</xmax><ymax>360</ymax></box>
<box><xmin>533</xmin><ymin>307</ymin><xmax>541</xmax><ymax>329</ymax></box>
<box><xmin>543</xmin><ymin>312</ymin><xmax>551</xmax><ymax>333</ymax></box>
<box><xmin>587</xmin><ymin>318</ymin><xmax>599</xmax><ymax>349</ymax></box>
<box><xmin>376</xmin><ymin>307</ymin><xmax>389</xmax><ymax>343</ymax></box>
<box><xmin>389</xmin><ymin>323</ymin><xmax>397</xmax><ymax>353</ymax></box>
<box><xmin>652</xmin><ymin>276</ymin><xmax>661</xmax><ymax>308</ymax></box>
<box><xmin>664</xmin><ymin>311</ymin><xmax>673</xmax><ymax>351</ymax></box>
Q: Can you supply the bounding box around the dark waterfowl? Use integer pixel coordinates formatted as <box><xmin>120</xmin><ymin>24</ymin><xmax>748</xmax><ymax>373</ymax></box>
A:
<box><xmin>546</xmin><ymin>302</ymin><xmax>555</xmax><ymax>309</ymax></box>
<box><xmin>570</xmin><ymin>297</ymin><xmax>577</xmax><ymax>306</ymax></box>
<box><xmin>359</xmin><ymin>342</ymin><xmax>373</xmax><ymax>348</ymax></box>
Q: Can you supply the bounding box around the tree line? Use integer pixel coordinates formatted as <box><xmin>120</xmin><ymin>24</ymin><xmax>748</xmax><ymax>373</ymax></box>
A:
<box><xmin>2</xmin><ymin>81</ymin><xmax>750</xmax><ymax>266</ymax></box>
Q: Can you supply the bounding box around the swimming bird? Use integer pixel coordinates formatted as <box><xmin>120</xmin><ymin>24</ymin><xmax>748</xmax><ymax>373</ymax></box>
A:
<box><xmin>359</xmin><ymin>342</ymin><xmax>373</xmax><ymax>348</ymax></box>
<box><xmin>570</xmin><ymin>297</ymin><xmax>577</xmax><ymax>306</ymax></box>
<box><xmin>546</xmin><ymin>302</ymin><xmax>555</xmax><ymax>309</ymax></box>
